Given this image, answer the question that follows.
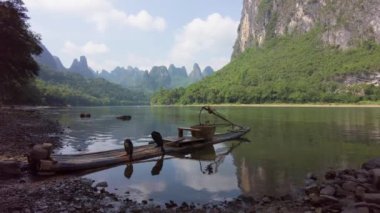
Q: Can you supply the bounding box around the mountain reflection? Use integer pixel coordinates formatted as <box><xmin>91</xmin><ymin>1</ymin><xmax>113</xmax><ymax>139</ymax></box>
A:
<box><xmin>236</xmin><ymin>158</ymin><xmax>298</xmax><ymax>196</ymax></box>
<box><xmin>172</xmin><ymin>142</ymin><xmax>244</xmax><ymax>193</ymax></box>
<box><xmin>59</xmin><ymin>106</ymin><xmax>380</xmax><ymax>203</ymax></box>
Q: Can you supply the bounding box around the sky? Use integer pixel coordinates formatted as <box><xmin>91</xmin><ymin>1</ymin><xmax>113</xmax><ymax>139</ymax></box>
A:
<box><xmin>23</xmin><ymin>0</ymin><xmax>243</xmax><ymax>72</ymax></box>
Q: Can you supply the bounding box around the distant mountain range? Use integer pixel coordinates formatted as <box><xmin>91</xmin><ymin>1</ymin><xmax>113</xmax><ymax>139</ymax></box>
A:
<box><xmin>33</xmin><ymin>45</ymin><xmax>214</xmax><ymax>93</ymax></box>
<box><xmin>69</xmin><ymin>56</ymin><xmax>95</xmax><ymax>78</ymax></box>
<box><xmin>99</xmin><ymin>63</ymin><xmax>214</xmax><ymax>92</ymax></box>
<box><xmin>30</xmin><ymin>45</ymin><xmax>147</xmax><ymax>106</ymax></box>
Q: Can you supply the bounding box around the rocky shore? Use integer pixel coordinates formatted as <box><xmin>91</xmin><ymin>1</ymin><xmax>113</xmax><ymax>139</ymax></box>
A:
<box><xmin>1</xmin><ymin>107</ymin><xmax>380</xmax><ymax>212</ymax></box>
<box><xmin>302</xmin><ymin>165</ymin><xmax>380</xmax><ymax>212</ymax></box>
<box><xmin>0</xmin><ymin>107</ymin><xmax>62</xmax><ymax>162</ymax></box>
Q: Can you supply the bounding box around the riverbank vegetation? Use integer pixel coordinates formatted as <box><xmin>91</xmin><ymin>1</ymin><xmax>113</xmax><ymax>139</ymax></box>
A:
<box><xmin>4</xmin><ymin>67</ymin><xmax>149</xmax><ymax>106</ymax></box>
<box><xmin>0</xmin><ymin>0</ymin><xmax>42</xmax><ymax>103</ymax></box>
<box><xmin>34</xmin><ymin>67</ymin><xmax>148</xmax><ymax>106</ymax></box>
<box><xmin>151</xmin><ymin>30</ymin><xmax>380</xmax><ymax>105</ymax></box>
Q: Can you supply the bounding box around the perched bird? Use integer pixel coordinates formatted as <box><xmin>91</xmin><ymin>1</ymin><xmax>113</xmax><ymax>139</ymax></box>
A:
<box><xmin>151</xmin><ymin>131</ymin><xmax>165</xmax><ymax>154</ymax></box>
<box><xmin>124</xmin><ymin>139</ymin><xmax>133</xmax><ymax>160</ymax></box>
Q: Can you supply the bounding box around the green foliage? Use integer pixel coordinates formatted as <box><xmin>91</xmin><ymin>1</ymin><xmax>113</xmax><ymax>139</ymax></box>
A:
<box><xmin>150</xmin><ymin>87</ymin><xmax>185</xmax><ymax>105</ymax></box>
<box><xmin>152</xmin><ymin>30</ymin><xmax>380</xmax><ymax>105</ymax></box>
<box><xmin>0</xmin><ymin>0</ymin><xmax>42</xmax><ymax>103</ymax></box>
<box><xmin>31</xmin><ymin>67</ymin><xmax>148</xmax><ymax>106</ymax></box>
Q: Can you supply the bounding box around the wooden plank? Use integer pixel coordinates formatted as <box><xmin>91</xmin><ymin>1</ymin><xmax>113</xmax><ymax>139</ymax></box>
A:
<box><xmin>178</xmin><ymin>137</ymin><xmax>205</xmax><ymax>147</ymax></box>
<box><xmin>178</xmin><ymin>127</ymin><xmax>201</xmax><ymax>131</ymax></box>
<box><xmin>164</xmin><ymin>136</ymin><xmax>185</xmax><ymax>142</ymax></box>
<box><xmin>177</xmin><ymin>127</ymin><xmax>201</xmax><ymax>137</ymax></box>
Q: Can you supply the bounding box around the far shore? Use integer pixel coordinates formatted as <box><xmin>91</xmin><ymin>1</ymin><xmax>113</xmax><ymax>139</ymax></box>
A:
<box><xmin>152</xmin><ymin>103</ymin><xmax>380</xmax><ymax>108</ymax></box>
<box><xmin>2</xmin><ymin>102</ymin><xmax>380</xmax><ymax>109</ymax></box>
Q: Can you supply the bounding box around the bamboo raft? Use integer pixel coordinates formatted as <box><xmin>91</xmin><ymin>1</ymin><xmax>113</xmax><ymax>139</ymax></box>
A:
<box><xmin>36</xmin><ymin>127</ymin><xmax>249</xmax><ymax>173</ymax></box>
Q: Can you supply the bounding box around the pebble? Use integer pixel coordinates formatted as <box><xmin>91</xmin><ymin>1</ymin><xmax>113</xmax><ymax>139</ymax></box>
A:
<box><xmin>307</xmin><ymin>172</ymin><xmax>318</xmax><ymax>180</ymax></box>
<box><xmin>320</xmin><ymin>185</ymin><xmax>336</xmax><ymax>196</ymax></box>
<box><xmin>262</xmin><ymin>196</ymin><xmax>271</xmax><ymax>204</ymax></box>
<box><xmin>305</xmin><ymin>183</ymin><xmax>319</xmax><ymax>195</ymax></box>
<box><xmin>342</xmin><ymin>181</ymin><xmax>358</xmax><ymax>192</ymax></box>
<box><xmin>95</xmin><ymin>181</ymin><xmax>108</xmax><ymax>188</ymax></box>
<box><xmin>325</xmin><ymin>170</ymin><xmax>336</xmax><ymax>180</ymax></box>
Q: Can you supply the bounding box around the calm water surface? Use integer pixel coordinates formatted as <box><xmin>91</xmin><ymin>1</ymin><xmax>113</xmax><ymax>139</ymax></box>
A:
<box><xmin>42</xmin><ymin>106</ymin><xmax>380</xmax><ymax>203</ymax></box>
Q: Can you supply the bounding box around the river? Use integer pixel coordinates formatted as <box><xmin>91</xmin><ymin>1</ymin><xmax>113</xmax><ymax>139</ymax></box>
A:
<box><xmin>42</xmin><ymin>106</ymin><xmax>380</xmax><ymax>204</ymax></box>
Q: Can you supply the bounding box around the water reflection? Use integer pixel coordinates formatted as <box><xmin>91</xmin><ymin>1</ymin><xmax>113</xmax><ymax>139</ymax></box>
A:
<box><xmin>171</xmin><ymin>142</ymin><xmax>244</xmax><ymax>195</ymax></box>
<box><xmin>223</xmin><ymin>107</ymin><xmax>380</xmax><ymax>198</ymax></box>
<box><xmin>124</xmin><ymin>163</ymin><xmax>133</xmax><ymax>179</ymax></box>
<box><xmin>43</xmin><ymin>107</ymin><xmax>201</xmax><ymax>154</ymax></box>
<box><xmin>195</xmin><ymin>142</ymin><xmax>244</xmax><ymax>175</ymax></box>
<box><xmin>85</xmin><ymin>142</ymin><xmax>243</xmax><ymax>203</ymax></box>
<box><xmin>172</xmin><ymin>158</ymin><xmax>237</xmax><ymax>195</ymax></box>
<box><xmin>151</xmin><ymin>155</ymin><xmax>164</xmax><ymax>176</ymax></box>
<box><xmin>41</xmin><ymin>106</ymin><xmax>380</xmax><ymax>203</ymax></box>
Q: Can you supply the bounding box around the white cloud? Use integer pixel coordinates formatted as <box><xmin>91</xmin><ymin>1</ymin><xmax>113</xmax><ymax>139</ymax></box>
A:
<box><xmin>169</xmin><ymin>13</ymin><xmax>239</xmax><ymax>70</ymax></box>
<box><xmin>126</xmin><ymin>10</ymin><xmax>166</xmax><ymax>32</ymax></box>
<box><xmin>62</xmin><ymin>41</ymin><xmax>109</xmax><ymax>56</ymax></box>
<box><xmin>82</xmin><ymin>41</ymin><xmax>109</xmax><ymax>55</ymax></box>
<box><xmin>173</xmin><ymin>159</ymin><xmax>237</xmax><ymax>192</ymax></box>
<box><xmin>131</xmin><ymin>181</ymin><xmax>166</xmax><ymax>194</ymax></box>
<box><xmin>24</xmin><ymin>0</ymin><xmax>166</xmax><ymax>32</ymax></box>
<box><xmin>24</xmin><ymin>0</ymin><xmax>109</xmax><ymax>13</ymax></box>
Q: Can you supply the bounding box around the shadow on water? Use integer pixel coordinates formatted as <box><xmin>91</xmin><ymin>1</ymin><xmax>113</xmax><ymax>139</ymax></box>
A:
<box><xmin>123</xmin><ymin>140</ymin><xmax>247</xmax><ymax>180</ymax></box>
<box><xmin>180</xmin><ymin>140</ymin><xmax>248</xmax><ymax>175</ymax></box>
<box><xmin>151</xmin><ymin>155</ymin><xmax>165</xmax><ymax>176</ymax></box>
<box><xmin>124</xmin><ymin>163</ymin><xmax>133</xmax><ymax>179</ymax></box>
<box><xmin>82</xmin><ymin>140</ymin><xmax>247</xmax><ymax>203</ymax></box>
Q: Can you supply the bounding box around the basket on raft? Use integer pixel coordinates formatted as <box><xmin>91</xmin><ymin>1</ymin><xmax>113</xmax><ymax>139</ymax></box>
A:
<box><xmin>190</xmin><ymin>125</ymin><xmax>216</xmax><ymax>140</ymax></box>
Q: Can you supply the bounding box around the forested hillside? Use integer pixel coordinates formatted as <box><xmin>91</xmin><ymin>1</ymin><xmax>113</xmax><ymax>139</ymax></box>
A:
<box><xmin>33</xmin><ymin>67</ymin><xmax>148</xmax><ymax>106</ymax></box>
<box><xmin>151</xmin><ymin>30</ymin><xmax>380</xmax><ymax>104</ymax></box>
<box><xmin>151</xmin><ymin>0</ymin><xmax>380</xmax><ymax>105</ymax></box>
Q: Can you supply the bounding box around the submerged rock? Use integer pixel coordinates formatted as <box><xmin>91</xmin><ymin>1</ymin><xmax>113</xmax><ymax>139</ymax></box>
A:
<box><xmin>80</xmin><ymin>113</ymin><xmax>91</xmax><ymax>118</ymax></box>
<box><xmin>116</xmin><ymin>115</ymin><xmax>131</xmax><ymax>121</ymax></box>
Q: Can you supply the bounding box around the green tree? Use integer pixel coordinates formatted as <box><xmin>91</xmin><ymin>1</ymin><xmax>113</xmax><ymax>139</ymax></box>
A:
<box><xmin>152</xmin><ymin>29</ymin><xmax>380</xmax><ymax>105</ymax></box>
<box><xmin>0</xmin><ymin>0</ymin><xmax>42</xmax><ymax>103</ymax></box>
